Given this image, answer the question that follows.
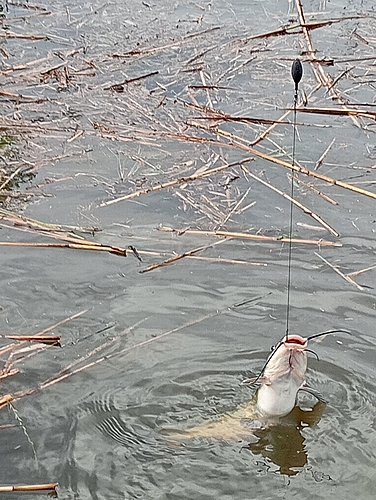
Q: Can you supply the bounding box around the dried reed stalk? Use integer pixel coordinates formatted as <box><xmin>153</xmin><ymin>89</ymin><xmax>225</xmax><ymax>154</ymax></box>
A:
<box><xmin>347</xmin><ymin>264</ymin><xmax>376</xmax><ymax>278</ymax></box>
<box><xmin>294</xmin><ymin>0</ymin><xmax>360</xmax><ymax>128</ymax></box>
<box><xmin>158</xmin><ymin>227</ymin><xmax>341</xmax><ymax>246</ymax></box>
<box><xmin>140</xmin><ymin>238</ymin><xmax>228</xmax><ymax>273</ymax></box>
<box><xmin>135</xmin><ymin>249</ymin><xmax>265</xmax><ymax>266</ymax></box>
<box><xmin>0</xmin><ymin>310</ymin><xmax>87</xmax><ymax>358</ymax></box>
<box><xmin>237</xmin><ymin>16</ymin><xmax>366</xmax><ymax>44</ymax></box>
<box><xmin>100</xmin><ymin>158</ymin><xmax>253</xmax><ymax>206</ymax></box>
<box><xmin>0</xmin><ymin>335</ymin><xmax>61</xmax><ymax>347</ymax></box>
<box><xmin>0</xmin><ymin>241</ymin><xmax>127</xmax><ymax>257</ymax></box>
<box><xmin>182</xmin><ymin>256</ymin><xmax>266</xmax><ymax>266</ymax></box>
<box><xmin>240</xmin><ymin>165</ymin><xmax>339</xmax><ymax>236</ymax></box>
<box><xmin>189</xmin><ymin>122</ymin><xmax>376</xmax><ymax>200</ymax></box>
<box><xmin>290</xmin><ymin>175</ymin><xmax>338</xmax><ymax>205</ymax></box>
<box><xmin>0</xmin><ymin>370</ymin><xmax>19</xmax><ymax>381</ymax></box>
<box><xmin>13</xmin><ymin>313</ymin><xmax>220</xmax><ymax>400</ymax></box>
<box><xmin>0</xmin><ymin>395</ymin><xmax>13</xmax><ymax>410</ymax></box>
<box><xmin>296</xmin><ymin>107</ymin><xmax>376</xmax><ymax>119</ymax></box>
<box><xmin>251</xmin><ymin>82</ymin><xmax>322</xmax><ymax>146</ymax></box>
<box><xmin>314</xmin><ymin>252</ymin><xmax>364</xmax><ymax>290</ymax></box>
<box><xmin>0</xmin><ymin>484</ymin><xmax>58</xmax><ymax>493</ymax></box>
<box><xmin>0</xmin><ymin>209</ymin><xmax>129</xmax><ymax>257</ymax></box>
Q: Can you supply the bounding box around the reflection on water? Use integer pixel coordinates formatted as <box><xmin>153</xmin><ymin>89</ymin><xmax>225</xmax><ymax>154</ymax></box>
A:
<box><xmin>248</xmin><ymin>402</ymin><xmax>326</xmax><ymax>476</ymax></box>
<box><xmin>50</xmin><ymin>349</ymin><xmax>376</xmax><ymax>499</ymax></box>
<box><xmin>161</xmin><ymin>391</ymin><xmax>326</xmax><ymax>476</ymax></box>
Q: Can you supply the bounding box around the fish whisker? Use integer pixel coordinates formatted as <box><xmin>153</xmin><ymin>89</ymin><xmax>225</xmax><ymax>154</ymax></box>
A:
<box><xmin>306</xmin><ymin>349</ymin><xmax>319</xmax><ymax>361</ymax></box>
<box><xmin>307</xmin><ymin>329</ymin><xmax>352</xmax><ymax>341</ymax></box>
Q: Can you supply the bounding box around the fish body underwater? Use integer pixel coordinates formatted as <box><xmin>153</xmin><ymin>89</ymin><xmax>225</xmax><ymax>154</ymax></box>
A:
<box><xmin>162</xmin><ymin>334</ymin><xmax>325</xmax><ymax>441</ymax></box>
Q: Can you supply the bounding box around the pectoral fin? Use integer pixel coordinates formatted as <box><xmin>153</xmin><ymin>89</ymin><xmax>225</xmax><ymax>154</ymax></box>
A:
<box><xmin>299</xmin><ymin>384</ymin><xmax>328</xmax><ymax>404</ymax></box>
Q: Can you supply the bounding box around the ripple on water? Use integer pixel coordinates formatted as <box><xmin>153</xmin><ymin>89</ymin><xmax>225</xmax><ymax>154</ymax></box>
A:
<box><xmin>54</xmin><ymin>346</ymin><xmax>376</xmax><ymax>499</ymax></box>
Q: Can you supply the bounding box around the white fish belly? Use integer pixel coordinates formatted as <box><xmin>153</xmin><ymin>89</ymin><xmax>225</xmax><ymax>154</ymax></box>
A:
<box><xmin>256</xmin><ymin>376</ymin><xmax>302</xmax><ymax>417</ymax></box>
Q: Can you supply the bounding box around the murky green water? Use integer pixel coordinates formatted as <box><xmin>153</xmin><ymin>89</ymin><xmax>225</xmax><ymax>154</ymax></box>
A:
<box><xmin>0</xmin><ymin>0</ymin><xmax>376</xmax><ymax>498</ymax></box>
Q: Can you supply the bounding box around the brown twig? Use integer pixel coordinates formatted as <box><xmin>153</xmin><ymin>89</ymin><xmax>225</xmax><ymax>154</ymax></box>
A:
<box><xmin>314</xmin><ymin>138</ymin><xmax>336</xmax><ymax>171</ymax></box>
<box><xmin>0</xmin><ymin>31</ymin><xmax>47</xmax><ymax>40</ymax></box>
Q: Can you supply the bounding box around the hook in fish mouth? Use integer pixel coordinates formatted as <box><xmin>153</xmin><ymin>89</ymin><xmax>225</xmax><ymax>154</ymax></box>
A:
<box><xmin>242</xmin><ymin>329</ymin><xmax>351</xmax><ymax>387</ymax></box>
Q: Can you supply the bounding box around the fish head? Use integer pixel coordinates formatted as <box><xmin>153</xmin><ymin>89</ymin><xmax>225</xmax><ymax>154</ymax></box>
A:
<box><xmin>263</xmin><ymin>334</ymin><xmax>308</xmax><ymax>383</ymax></box>
<box><xmin>256</xmin><ymin>334</ymin><xmax>308</xmax><ymax>417</ymax></box>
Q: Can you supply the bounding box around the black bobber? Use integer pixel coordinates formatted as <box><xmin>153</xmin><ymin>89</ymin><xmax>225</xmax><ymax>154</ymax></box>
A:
<box><xmin>291</xmin><ymin>59</ymin><xmax>303</xmax><ymax>92</ymax></box>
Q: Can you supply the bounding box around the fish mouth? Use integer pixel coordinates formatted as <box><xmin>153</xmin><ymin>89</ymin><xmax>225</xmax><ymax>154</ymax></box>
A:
<box><xmin>283</xmin><ymin>335</ymin><xmax>307</xmax><ymax>348</ymax></box>
<box><xmin>282</xmin><ymin>335</ymin><xmax>308</xmax><ymax>370</ymax></box>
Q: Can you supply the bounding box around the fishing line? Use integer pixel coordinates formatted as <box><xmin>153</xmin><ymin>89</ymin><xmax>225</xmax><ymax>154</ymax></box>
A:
<box><xmin>285</xmin><ymin>59</ymin><xmax>303</xmax><ymax>340</ymax></box>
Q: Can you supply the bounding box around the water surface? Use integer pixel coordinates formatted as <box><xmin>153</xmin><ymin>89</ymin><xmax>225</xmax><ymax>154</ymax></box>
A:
<box><xmin>0</xmin><ymin>0</ymin><xmax>376</xmax><ymax>498</ymax></box>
